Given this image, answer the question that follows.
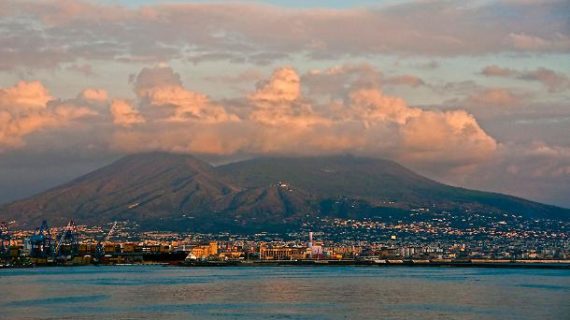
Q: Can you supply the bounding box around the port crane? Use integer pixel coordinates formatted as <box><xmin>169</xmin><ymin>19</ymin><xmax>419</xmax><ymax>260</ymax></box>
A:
<box><xmin>0</xmin><ymin>222</ymin><xmax>11</xmax><ymax>261</ymax></box>
<box><xmin>29</xmin><ymin>220</ymin><xmax>53</xmax><ymax>258</ymax></box>
<box><xmin>94</xmin><ymin>221</ymin><xmax>117</xmax><ymax>262</ymax></box>
<box><xmin>54</xmin><ymin>220</ymin><xmax>79</xmax><ymax>261</ymax></box>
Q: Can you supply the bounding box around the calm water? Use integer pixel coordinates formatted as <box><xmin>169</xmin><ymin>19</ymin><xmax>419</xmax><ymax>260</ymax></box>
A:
<box><xmin>0</xmin><ymin>266</ymin><xmax>569</xmax><ymax>320</ymax></box>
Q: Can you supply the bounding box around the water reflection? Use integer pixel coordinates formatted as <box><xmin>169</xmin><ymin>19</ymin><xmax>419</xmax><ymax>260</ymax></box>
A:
<box><xmin>0</xmin><ymin>266</ymin><xmax>568</xmax><ymax>319</ymax></box>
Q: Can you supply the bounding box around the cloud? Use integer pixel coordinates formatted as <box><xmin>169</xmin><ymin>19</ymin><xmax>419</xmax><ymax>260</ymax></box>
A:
<box><xmin>79</xmin><ymin>88</ymin><xmax>108</xmax><ymax>102</ymax></box>
<box><xmin>104</xmin><ymin>65</ymin><xmax>498</xmax><ymax>171</ymax></box>
<box><xmin>301</xmin><ymin>64</ymin><xmax>426</xmax><ymax>99</ymax></box>
<box><xmin>442</xmin><ymin>141</ymin><xmax>570</xmax><ymax>207</ymax></box>
<box><xmin>249</xmin><ymin>67</ymin><xmax>327</xmax><ymax>128</ymax></box>
<box><xmin>109</xmin><ymin>99</ymin><xmax>145</xmax><ymax>127</ymax></box>
<box><xmin>0</xmin><ymin>81</ymin><xmax>96</xmax><ymax>151</ymax></box>
<box><xmin>519</xmin><ymin>143</ymin><xmax>570</xmax><ymax>178</ymax></box>
<box><xmin>345</xmin><ymin>88</ymin><xmax>497</xmax><ymax>166</ymax></box>
<box><xmin>400</xmin><ymin>109</ymin><xmax>497</xmax><ymax>166</ymax></box>
<box><xmin>1</xmin><ymin>0</ymin><xmax>569</xmax><ymax>70</ymax></box>
<box><xmin>481</xmin><ymin>65</ymin><xmax>515</xmax><ymax>77</ymax></box>
<box><xmin>0</xmin><ymin>81</ymin><xmax>53</xmax><ymax>110</ymax></box>
<box><xmin>0</xmin><ymin>65</ymin><xmax>496</xmax><ymax>169</ymax></box>
<box><xmin>481</xmin><ymin>65</ymin><xmax>570</xmax><ymax>92</ymax></box>
<box><xmin>384</xmin><ymin>75</ymin><xmax>425</xmax><ymax>88</ymax></box>
<box><xmin>132</xmin><ymin>65</ymin><xmax>238</xmax><ymax>123</ymax></box>
<box><xmin>302</xmin><ymin>64</ymin><xmax>381</xmax><ymax>98</ymax></box>
<box><xmin>507</xmin><ymin>32</ymin><xmax>570</xmax><ymax>52</ymax></box>
<box><xmin>132</xmin><ymin>65</ymin><xmax>182</xmax><ymax>97</ymax></box>
<box><xmin>3</xmin><ymin>64</ymin><xmax>569</xmax><ymax>207</ymax></box>
<box><xmin>462</xmin><ymin>88</ymin><xmax>525</xmax><ymax>108</ymax></box>
<box><xmin>204</xmin><ymin>69</ymin><xmax>264</xmax><ymax>85</ymax></box>
<box><xmin>250</xmin><ymin>67</ymin><xmax>301</xmax><ymax>103</ymax></box>
<box><xmin>412</xmin><ymin>60</ymin><xmax>440</xmax><ymax>70</ymax></box>
<box><xmin>517</xmin><ymin>68</ymin><xmax>570</xmax><ymax>93</ymax></box>
<box><xmin>347</xmin><ymin>88</ymin><xmax>420</xmax><ymax>126</ymax></box>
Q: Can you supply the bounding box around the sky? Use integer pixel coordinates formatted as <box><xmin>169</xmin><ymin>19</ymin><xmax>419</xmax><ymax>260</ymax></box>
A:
<box><xmin>0</xmin><ymin>0</ymin><xmax>569</xmax><ymax>207</ymax></box>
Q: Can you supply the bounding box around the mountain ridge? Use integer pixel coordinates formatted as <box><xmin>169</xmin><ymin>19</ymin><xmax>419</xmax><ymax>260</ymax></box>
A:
<box><xmin>1</xmin><ymin>152</ymin><xmax>568</xmax><ymax>231</ymax></box>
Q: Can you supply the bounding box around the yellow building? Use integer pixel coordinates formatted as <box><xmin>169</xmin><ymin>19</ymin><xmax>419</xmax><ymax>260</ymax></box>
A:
<box><xmin>191</xmin><ymin>242</ymin><xmax>218</xmax><ymax>259</ymax></box>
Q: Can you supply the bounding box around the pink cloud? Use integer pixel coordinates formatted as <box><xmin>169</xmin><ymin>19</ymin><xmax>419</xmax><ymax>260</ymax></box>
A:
<box><xmin>107</xmin><ymin>66</ymin><xmax>499</xmax><ymax>170</ymax></box>
<box><xmin>10</xmin><ymin>65</ymin><xmax>570</xmax><ymax>205</ymax></box>
<box><xmin>348</xmin><ymin>88</ymin><xmax>420</xmax><ymax>126</ymax></box>
<box><xmin>0</xmin><ymin>81</ymin><xmax>53</xmax><ymax>110</ymax></box>
<box><xmin>0</xmin><ymin>81</ymin><xmax>95</xmax><ymax>151</ymax></box>
<box><xmin>109</xmin><ymin>99</ymin><xmax>145</xmax><ymax>127</ymax></box>
<box><xmin>132</xmin><ymin>65</ymin><xmax>238</xmax><ymax>123</ymax></box>
<box><xmin>249</xmin><ymin>67</ymin><xmax>327</xmax><ymax>128</ymax></box>
<box><xmin>79</xmin><ymin>88</ymin><xmax>108</xmax><ymax>102</ymax></box>
<box><xmin>400</xmin><ymin>110</ymin><xmax>497</xmax><ymax>165</ymax></box>
<box><xmin>0</xmin><ymin>66</ymin><xmax>500</xmax><ymax>173</ymax></box>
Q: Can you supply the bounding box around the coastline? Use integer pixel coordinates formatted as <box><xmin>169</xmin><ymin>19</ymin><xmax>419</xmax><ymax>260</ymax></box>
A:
<box><xmin>179</xmin><ymin>259</ymin><xmax>570</xmax><ymax>269</ymax></box>
<box><xmin>3</xmin><ymin>259</ymin><xmax>570</xmax><ymax>269</ymax></box>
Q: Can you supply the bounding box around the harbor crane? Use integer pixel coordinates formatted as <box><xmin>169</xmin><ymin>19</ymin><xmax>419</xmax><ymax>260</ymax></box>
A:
<box><xmin>54</xmin><ymin>220</ymin><xmax>79</xmax><ymax>261</ymax></box>
<box><xmin>29</xmin><ymin>220</ymin><xmax>53</xmax><ymax>258</ymax></box>
<box><xmin>94</xmin><ymin>221</ymin><xmax>117</xmax><ymax>262</ymax></box>
<box><xmin>0</xmin><ymin>222</ymin><xmax>11</xmax><ymax>261</ymax></box>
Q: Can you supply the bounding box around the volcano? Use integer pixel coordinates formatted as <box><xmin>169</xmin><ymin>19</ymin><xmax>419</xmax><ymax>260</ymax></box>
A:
<box><xmin>1</xmin><ymin>152</ymin><xmax>568</xmax><ymax>231</ymax></box>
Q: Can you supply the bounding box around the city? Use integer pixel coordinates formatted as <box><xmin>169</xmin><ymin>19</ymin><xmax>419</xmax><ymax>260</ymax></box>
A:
<box><xmin>2</xmin><ymin>211</ymin><xmax>568</xmax><ymax>267</ymax></box>
<box><xmin>1</xmin><ymin>0</ymin><xmax>569</xmax><ymax>318</ymax></box>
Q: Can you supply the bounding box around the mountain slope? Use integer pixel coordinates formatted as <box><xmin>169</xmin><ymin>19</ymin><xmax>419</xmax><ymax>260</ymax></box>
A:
<box><xmin>1</xmin><ymin>153</ymin><xmax>237</xmax><ymax>228</ymax></box>
<box><xmin>1</xmin><ymin>153</ymin><xmax>568</xmax><ymax>231</ymax></box>
<box><xmin>216</xmin><ymin>155</ymin><xmax>443</xmax><ymax>201</ymax></box>
<box><xmin>217</xmin><ymin>155</ymin><xmax>568</xmax><ymax>220</ymax></box>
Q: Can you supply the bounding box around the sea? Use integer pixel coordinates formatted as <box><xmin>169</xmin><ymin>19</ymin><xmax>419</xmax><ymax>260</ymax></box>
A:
<box><xmin>0</xmin><ymin>266</ymin><xmax>568</xmax><ymax>320</ymax></box>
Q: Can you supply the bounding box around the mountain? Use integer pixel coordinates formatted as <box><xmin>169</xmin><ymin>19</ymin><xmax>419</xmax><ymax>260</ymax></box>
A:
<box><xmin>1</xmin><ymin>152</ymin><xmax>568</xmax><ymax>231</ymax></box>
<box><xmin>218</xmin><ymin>155</ymin><xmax>568</xmax><ymax>220</ymax></box>
<box><xmin>0</xmin><ymin>153</ymin><xmax>237</xmax><ymax>229</ymax></box>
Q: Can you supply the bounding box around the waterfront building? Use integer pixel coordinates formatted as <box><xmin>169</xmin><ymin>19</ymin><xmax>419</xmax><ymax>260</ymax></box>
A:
<box><xmin>259</xmin><ymin>245</ymin><xmax>306</xmax><ymax>260</ymax></box>
<box><xmin>190</xmin><ymin>241</ymin><xmax>218</xmax><ymax>259</ymax></box>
